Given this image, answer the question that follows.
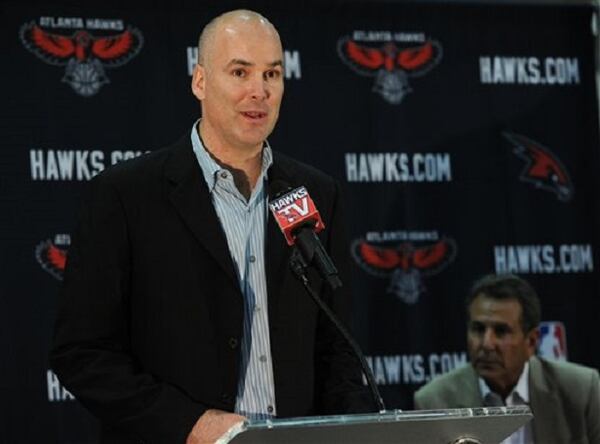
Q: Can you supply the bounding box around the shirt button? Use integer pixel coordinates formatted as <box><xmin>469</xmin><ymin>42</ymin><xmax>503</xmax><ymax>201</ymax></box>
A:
<box><xmin>249</xmin><ymin>255</ymin><xmax>256</xmax><ymax>263</ymax></box>
<box><xmin>220</xmin><ymin>171</ymin><xmax>228</xmax><ymax>179</ymax></box>
<box><xmin>228</xmin><ymin>337</ymin><xmax>238</xmax><ymax>349</ymax></box>
<box><xmin>254</xmin><ymin>306</ymin><xmax>261</xmax><ymax>312</ymax></box>
<box><xmin>267</xmin><ymin>405</ymin><xmax>274</xmax><ymax>413</ymax></box>
<box><xmin>259</xmin><ymin>355</ymin><xmax>267</xmax><ymax>362</ymax></box>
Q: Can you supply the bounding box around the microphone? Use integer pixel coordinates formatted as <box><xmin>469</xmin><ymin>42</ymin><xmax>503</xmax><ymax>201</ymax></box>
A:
<box><xmin>268</xmin><ymin>185</ymin><xmax>342</xmax><ymax>290</ymax></box>
<box><xmin>267</xmin><ymin>180</ymin><xmax>386</xmax><ymax>413</ymax></box>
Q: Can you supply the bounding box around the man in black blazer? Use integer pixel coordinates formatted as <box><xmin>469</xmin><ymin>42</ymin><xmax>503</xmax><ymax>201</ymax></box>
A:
<box><xmin>50</xmin><ymin>9</ymin><xmax>371</xmax><ymax>444</ymax></box>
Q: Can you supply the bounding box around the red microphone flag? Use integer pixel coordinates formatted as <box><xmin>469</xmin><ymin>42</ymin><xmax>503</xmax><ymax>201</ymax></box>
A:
<box><xmin>268</xmin><ymin>186</ymin><xmax>325</xmax><ymax>246</ymax></box>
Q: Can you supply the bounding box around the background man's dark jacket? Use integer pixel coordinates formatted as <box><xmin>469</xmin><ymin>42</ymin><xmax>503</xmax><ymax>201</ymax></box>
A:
<box><xmin>50</xmin><ymin>135</ymin><xmax>372</xmax><ymax>443</ymax></box>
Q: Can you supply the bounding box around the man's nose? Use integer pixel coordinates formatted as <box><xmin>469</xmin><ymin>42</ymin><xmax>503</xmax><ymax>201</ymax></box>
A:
<box><xmin>481</xmin><ymin>328</ymin><xmax>497</xmax><ymax>349</ymax></box>
<box><xmin>248</xmin><ymin>75</ymin><xmax>269</xmax><ymax>100</ymax></box>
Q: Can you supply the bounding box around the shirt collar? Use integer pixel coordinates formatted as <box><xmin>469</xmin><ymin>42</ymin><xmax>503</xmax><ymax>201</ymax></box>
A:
<box><xmin>478</xmin><ymin>360</ymin><xmax>530</xmax><ymax>404</ymax></box>
<box><xmin>191</xmin><ymin>120</ymin><xmax>220</xmax><ymax>191</ymax></box>
<box><xmin>190</xmin><ymin>119</ymin><xmax>273</xmax><ymax>192</ymax></box>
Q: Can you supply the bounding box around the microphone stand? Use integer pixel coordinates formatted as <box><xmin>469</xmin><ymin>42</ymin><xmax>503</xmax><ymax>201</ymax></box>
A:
<box><xmin>289</xmin><ymin>248</ymin><xmax>387</xmax><ymax>413</ymax></box>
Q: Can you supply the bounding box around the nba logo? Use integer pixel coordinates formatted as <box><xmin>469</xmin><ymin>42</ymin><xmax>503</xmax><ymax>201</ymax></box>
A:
<box><xmin>537</xmin><ymin>321</ymin><xmax>568</xmax><ymax>361</ymax></box>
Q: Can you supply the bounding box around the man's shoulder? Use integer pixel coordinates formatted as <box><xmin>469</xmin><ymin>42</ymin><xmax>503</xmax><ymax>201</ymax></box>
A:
<box><xmin>536</xmin><ymin>357</ymin><xmax>599</xmax><ymax>388</ymax></box>
<box><xmin>91</xmin><ymin>135</ymin><xmax>188</xmax><ymax>188</ymax></box>
<box><xmin>417</xmin><ymin>365</ymin><xmax>474</xmax><ymax>394</ymax></box>
<box><xmin>414</xmin><ymin>365</ymin><xmax>477</xmax><ymax>408</ymax></box>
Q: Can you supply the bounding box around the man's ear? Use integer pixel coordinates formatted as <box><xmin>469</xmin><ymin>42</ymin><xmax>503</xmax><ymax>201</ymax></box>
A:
<box><xmin>526</xmin><ymin>327</ymin><xmax>540</xmax><ymax>357</ymax></box>
<box><xmin>191</xmin><ymin>64</ymin><xmax>206</xmax><ymax>101</ymax></box>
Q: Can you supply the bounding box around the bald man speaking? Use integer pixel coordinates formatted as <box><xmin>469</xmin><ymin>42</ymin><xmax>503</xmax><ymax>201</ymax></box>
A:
<box><xmin>50</xmin><ymin>10</ymin><xmax>371</xmax><ymax>444</ymax></box>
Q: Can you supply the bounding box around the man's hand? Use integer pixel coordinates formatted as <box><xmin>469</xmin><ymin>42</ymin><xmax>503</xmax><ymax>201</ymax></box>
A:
<box><xmin>186</xmin><ymin>409</ymin><xmax>246</xmax><ymax>444</ymax></box>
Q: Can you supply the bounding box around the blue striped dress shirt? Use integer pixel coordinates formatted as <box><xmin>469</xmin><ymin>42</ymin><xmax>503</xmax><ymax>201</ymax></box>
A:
<box><xmin>191</xmin><ymin>123</ymin><xmax>277</xmax><ymax>420</ymax></box>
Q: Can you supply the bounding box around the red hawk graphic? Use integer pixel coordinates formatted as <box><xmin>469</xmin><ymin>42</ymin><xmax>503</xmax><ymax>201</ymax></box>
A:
<box><xmin>352</xmin><ymin>237</ymin><xmax>456</xmax><ymax>304</ymax></box>
<box><xmin>19</xmin><ymin>21</ymin><xmax>143</xmax><ymax>97</ymax></box>
<box><xmin>337</xmin><ymin>37</ymin><xmax>443</xmax><ymax>104</ymax></box>
<box><xmin>503</xmin><ymin>131</ymin><xmax>573</xmax><ymax>202</ymax></box>
<box><xmin>35</xmin><ymin>239</ymin><xmax>68</xmax><ymax>281</ymax></box>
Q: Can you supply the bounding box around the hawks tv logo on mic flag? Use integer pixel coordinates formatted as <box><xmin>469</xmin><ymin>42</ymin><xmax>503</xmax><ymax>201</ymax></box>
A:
<box><xmin>269</xmin><ymin>186</ymin><xmax>324</xmax><ymax>245</ymax></box>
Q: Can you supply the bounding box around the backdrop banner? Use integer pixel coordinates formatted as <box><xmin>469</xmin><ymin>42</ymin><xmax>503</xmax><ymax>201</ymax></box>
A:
<box><xmin>1</xmin><ymin>1</ymin><xmax>598</xmax><ymax>442</ymax></box>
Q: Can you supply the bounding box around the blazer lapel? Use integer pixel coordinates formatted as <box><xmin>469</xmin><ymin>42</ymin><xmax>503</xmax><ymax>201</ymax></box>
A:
<box><xmin>529</xmin><ymin>356</ymin><xmax>569</xmax><ymax>444</ymax></box>
<box><xmin>164</xmin><ymin>136</ymin><xmax>238</xmax><ymax>287</ymax></box>
<box><xmin>458</xmin><ymin>365</ymin><xmax>485</xmax><ymax>407</ymax></box>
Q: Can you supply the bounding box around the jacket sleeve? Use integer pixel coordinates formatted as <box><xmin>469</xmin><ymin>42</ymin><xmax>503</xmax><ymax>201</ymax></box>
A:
<box><xmin>49</xmin><ymin>173</ymin><xmax>205</xmax><ymax>444</ymax></box>
<box><xmin>413</xmin><ymin>390</ymin><xmax>425</xmax><ymax>410</ymax></box>
<box><xmin>312</xmin><ymin>179</ymin><xmax>376</xmax><ymax>414</ymax></box>
<box><xmin>586</xmin><ymin>369</ymin><xmax>600</xmax><ymax>444</ymax></box>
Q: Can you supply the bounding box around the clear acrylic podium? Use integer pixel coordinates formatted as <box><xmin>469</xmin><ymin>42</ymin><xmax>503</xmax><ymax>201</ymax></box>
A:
<box><xmin>220</xmin><ymin>406</ymin><xmax>532</xmax><ymax>444</ymax></box>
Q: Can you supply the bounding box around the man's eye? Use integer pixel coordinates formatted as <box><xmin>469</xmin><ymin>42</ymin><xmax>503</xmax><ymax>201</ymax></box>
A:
<box><xmin>494</xmin><ymin>325</ymin><xmax>509</xmax><ymax>337</ymax></box>
<box><xmin>265</xmin><ymin>70</ymin><xmax>281</xmax><ymax>80</ymax></box>
<box><xmin>232</xmin><ymin>69</ymin><xmax>246</xmax><ymax>77</ymax></box>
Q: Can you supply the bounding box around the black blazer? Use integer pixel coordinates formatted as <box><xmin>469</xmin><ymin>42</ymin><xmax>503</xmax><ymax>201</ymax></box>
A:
<box><xmin>50</xmin><ymin>135</ymin><xmax>372</xmax><ymax>443</ymax></box>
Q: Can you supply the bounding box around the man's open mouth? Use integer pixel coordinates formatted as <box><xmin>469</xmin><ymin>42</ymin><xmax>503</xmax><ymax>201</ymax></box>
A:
<box><xmin>242</xmin><ymin>111</ymin><xmax>267</xmax><ymax>119</ymax></box>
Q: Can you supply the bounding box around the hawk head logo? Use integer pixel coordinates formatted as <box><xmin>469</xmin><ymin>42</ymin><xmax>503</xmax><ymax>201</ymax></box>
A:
<box><xmin>352</xmin><ymin>237</ymin><xmax>456</xmax><ymax>304</ymax></box>
<box><xmin>337</xmin><ymin>37</ymin><xmax>442</xmax><ymax>105</ymax></box>
<box><xmin>19</xmin><ymin>21</ymin><xmax>144</xmax><ymax>97</ymax></box>
<box><xmin>503</xmin><ymin>131</ymin><xmax>573</xmax><ymax>202</ymax></box>
<box><xmin>35</xmin><ymin>239</ymin><xmax>68</xmax><ymax>281</ymax></box>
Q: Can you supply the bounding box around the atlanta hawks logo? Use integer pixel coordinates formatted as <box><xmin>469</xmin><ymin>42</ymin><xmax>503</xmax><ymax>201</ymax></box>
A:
<box><xmin>352</xmin><ymin>237</ymin><xmax>456</xmax><ymax>304</ymax></box>
<box><xmin>19</xmin><ymin>21</ymin><xmax>143</xmax><ymax>97</ymax></box>
<box><xmin>35</xmin><ymin>237</ymin><xmax>69</xmax><ymax>281</ymax></box>
<box><xmin>503</xmin><ymin>131</ymin><xmax>574</xmax><ymax>202</ymax></box>
<box><xmin>337</xmin><ymin>36</ymin><xmax>442</xmax><ymax>105</ymax></box>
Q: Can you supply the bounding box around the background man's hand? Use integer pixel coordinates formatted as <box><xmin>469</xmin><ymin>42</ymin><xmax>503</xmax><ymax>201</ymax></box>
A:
<box><xmin>186</xmin><ymin>409</ymin><xmax>246</xmax><ymax>444</ymax></box>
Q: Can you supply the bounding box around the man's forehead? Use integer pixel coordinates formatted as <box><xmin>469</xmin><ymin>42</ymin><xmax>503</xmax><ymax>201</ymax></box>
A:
<box><xmin>469</xmin><ymin>296</ymin><xmax>522</xmax><ymax>323</ymax></box>
<box><xmin>213</xmin><ymin>42</ymin><xmax>283</xmax><ymax>71</ymax></box>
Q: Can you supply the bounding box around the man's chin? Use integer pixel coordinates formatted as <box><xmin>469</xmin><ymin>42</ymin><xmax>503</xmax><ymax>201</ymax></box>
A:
<box><xmin>473</xmin><ymin>361</ymin><xmax>502</xmax><ymax>376</ymax></box>
<box><xmin>238</xmin><ymin>127</ymin><xmax>273</xmax><ymax>147</ymax></box>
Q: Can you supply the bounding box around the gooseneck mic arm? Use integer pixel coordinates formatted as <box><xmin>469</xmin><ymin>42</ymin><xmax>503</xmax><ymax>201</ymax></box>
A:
<box><xmin>293</xmin><ymin>224</ymin><xmax>342</xmax><ymax>290</ymax></box>
<box><xmin>268</xmin><ymin>180</ymin><xmax>385</xmax><ymax>412</ymax></box>
<box><xmin>289</xmin><ymin>248</ymin><xmax>387</xmax><ymax>413</ymax></box>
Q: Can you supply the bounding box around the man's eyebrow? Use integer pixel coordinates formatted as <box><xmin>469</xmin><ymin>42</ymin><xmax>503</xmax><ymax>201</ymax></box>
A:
<box><xmin>469</xmin><ymin>320</ymin><xmax>511</xmax><ymax>329</ymax></box>
<box><xmin>226</xmin><ymin>59</ymin><xmax>253</xmax><ymax>68</ymax></box>
<box><xmin>225</xmin><ymin>59</ymin><xmax>284</xmax><ymax>68</ymax></box>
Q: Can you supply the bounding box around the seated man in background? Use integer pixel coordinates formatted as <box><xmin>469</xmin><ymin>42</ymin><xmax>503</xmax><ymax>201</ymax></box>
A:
<box><xmin>414</xmin><ymin>274</ymin><xmax>599</xmax><ymax>444</ymax></box>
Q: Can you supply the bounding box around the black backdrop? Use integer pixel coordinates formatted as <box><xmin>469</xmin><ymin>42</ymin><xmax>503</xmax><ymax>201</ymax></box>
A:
<box><xmin>1</xmin><ymin>1</ymin><xmax>599</xmax><ymax>442</ymax></box>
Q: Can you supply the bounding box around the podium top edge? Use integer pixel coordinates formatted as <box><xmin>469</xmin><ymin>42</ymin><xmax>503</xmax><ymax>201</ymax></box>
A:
<box><xmin>245</xmin><ymin>406</ymin><xmax>533</xmax><ymax>430</ymax></box>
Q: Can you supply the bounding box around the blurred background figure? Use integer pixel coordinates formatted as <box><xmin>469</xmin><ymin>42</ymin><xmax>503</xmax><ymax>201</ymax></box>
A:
<box><xmin>414</xmin><ymin>274</ymin><xmax>600</xmax><ymax>444</ymax></box>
